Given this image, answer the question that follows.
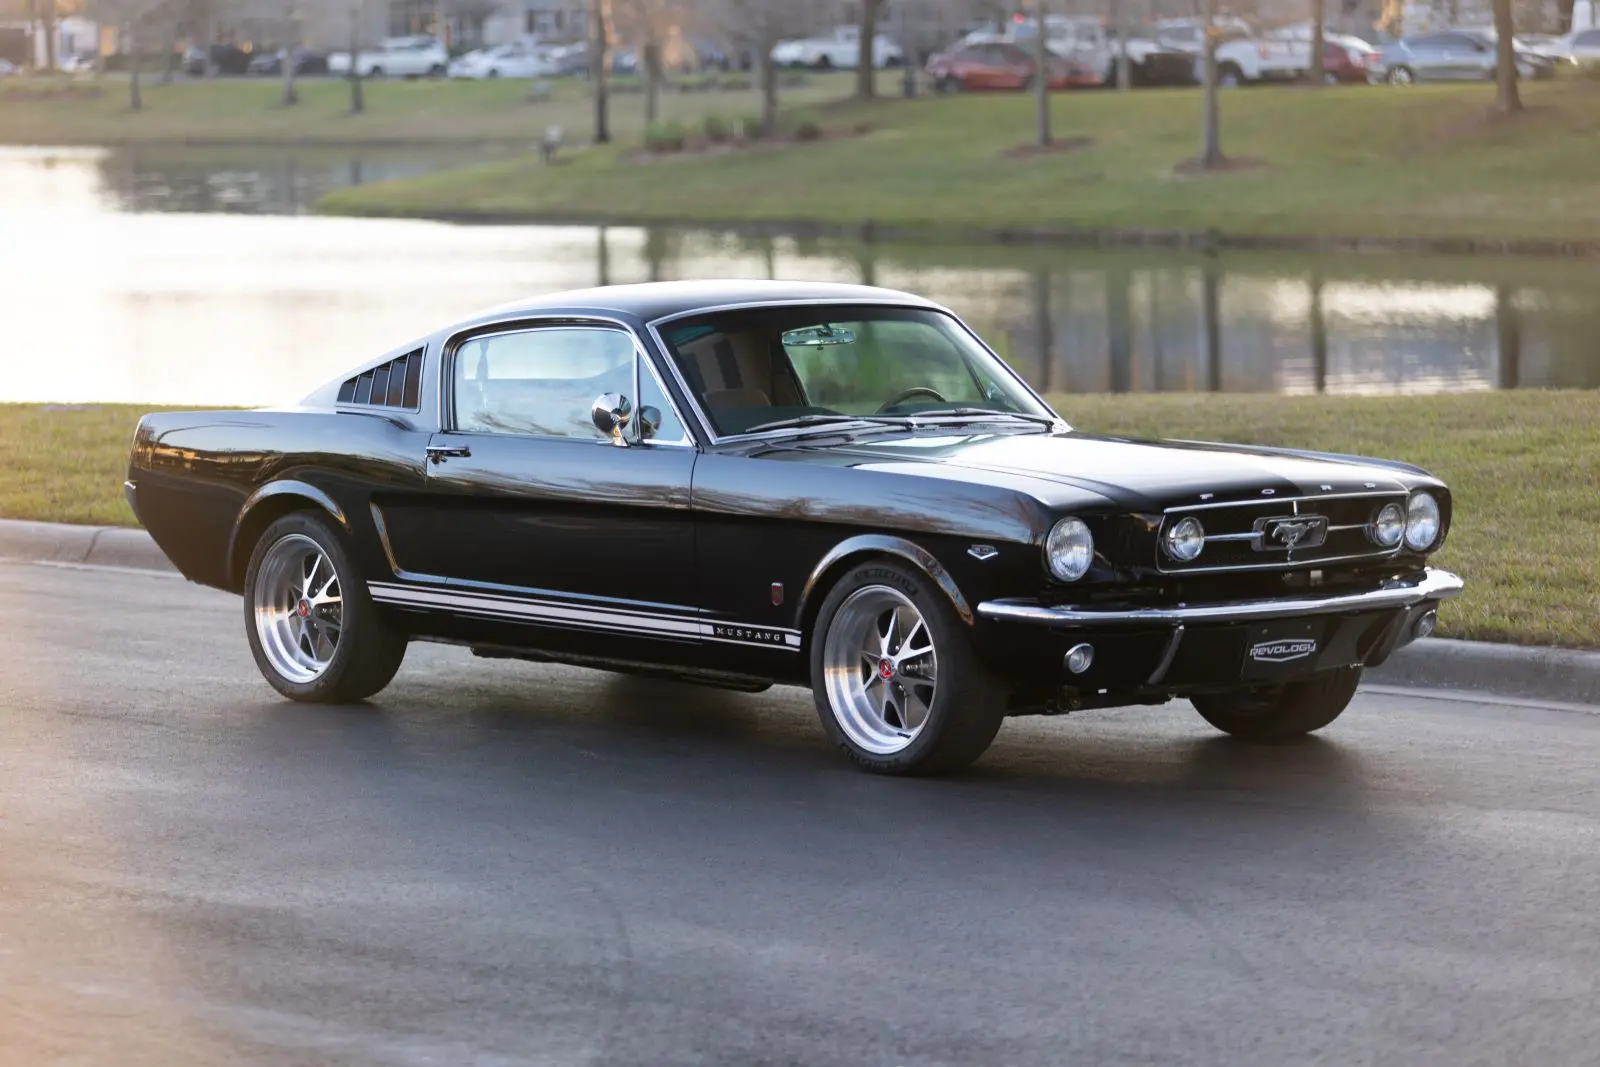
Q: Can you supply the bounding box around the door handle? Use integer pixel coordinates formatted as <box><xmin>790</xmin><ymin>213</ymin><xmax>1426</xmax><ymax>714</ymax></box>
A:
<box><xmin>425</xmin><ymin>443</ymin><xmax>471</xmax><ymax>463</ymax></box>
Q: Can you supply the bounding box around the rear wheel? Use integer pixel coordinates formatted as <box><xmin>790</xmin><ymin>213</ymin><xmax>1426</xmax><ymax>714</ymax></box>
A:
<box><xmin>810</xmin><ymin>560</ymin><xmax>1005</xmax><ymax>775</ymax></box>
<box><xmin>1190</xmin><ymin>666</ymin><xmax>1362</xmax><ymax>741</ymax></box>
<box><xmin>1387</xmin><ymin>65</ymin><xmax>1414</xmax><ymax>85</ymax></box>
<box><xmin>244</xmin><ymin>512</ymin><xmax>406</xmax><ymax>703</ymax></box>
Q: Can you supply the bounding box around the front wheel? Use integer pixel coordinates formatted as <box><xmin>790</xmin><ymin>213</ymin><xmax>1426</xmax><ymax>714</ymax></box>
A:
<box><xmin>810</xmin><ymin>560</ymin><xmax>1005</xmax><ymax>775</ymax></box>
<box><xmin>244</xmin><ymin>512</ymin><xmax>407</xmax><ymax>703</ymax></box>
<box><xmin>1218</xmin><ymin>63</ymin><xmax>1244</xmax><ymax>87</ymax></box>
<box><xmin>1387</xmin><ymin>65</ymin><xmax>1414</xmax><ymax>85</ymax></box>
<box><xmin>1190</xmin><ymin>666</ymin><xmax>1362</xmax><ymax>741</ymax></box>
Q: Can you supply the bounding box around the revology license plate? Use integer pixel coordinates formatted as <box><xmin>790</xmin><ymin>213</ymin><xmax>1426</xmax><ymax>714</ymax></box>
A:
<box><xmin>1240</xmin><ymin>619</ymin><xmax>1326</xmax><ymax>681</ymax></box>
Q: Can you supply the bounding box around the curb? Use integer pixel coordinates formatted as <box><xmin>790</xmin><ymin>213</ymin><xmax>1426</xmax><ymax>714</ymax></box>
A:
<box><xmin>0</xmin><ymin>519</ymin><xmax>175</xmax><ymax>573</ymax></box>
<box><xmin>0</xmin><ymin>519</ymin><xmax>1594</xmax><ymax>709</ymax></box>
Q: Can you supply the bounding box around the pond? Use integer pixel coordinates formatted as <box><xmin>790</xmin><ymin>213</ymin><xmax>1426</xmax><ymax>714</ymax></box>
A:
<box><xmin>3</xmin><ymin>145</ymin><xmax>1599</xmax><ymax>406</ymax></box>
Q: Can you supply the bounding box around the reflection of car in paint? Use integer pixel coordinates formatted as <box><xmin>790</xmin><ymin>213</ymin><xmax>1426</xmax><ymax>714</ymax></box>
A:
<box><xmin>926</xmin><ymin>40</ymin><xmax>1099</xmax><ymax>91</ymax></box>
<box><xmin>127</xmin><ymin>280</ymin><xmax>1462</xmax><ymax>776</ymax></box>
<box><xmin>1373</xmin><ymin>30</ymin><xmax>1556</xmax><ymax>84</ymax></box>
<box><xmin>328</xmin><ymin>36</ymin><xmax>448</xmax><ymax>78</ymax></box>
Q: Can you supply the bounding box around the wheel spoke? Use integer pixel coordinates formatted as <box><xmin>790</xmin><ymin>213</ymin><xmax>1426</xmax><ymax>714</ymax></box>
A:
<box><xmin>879</xmin><ymin>608</ymin><xmax>899</xmax><ymax>656</ymax></box>
<box><xmin>301</xmin><ymin>553</ymin><xmax>322</xmax><ymax>597</ymax></box>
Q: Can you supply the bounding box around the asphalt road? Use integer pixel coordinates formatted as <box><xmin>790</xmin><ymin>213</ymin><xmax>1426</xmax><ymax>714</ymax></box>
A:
<box><xmin>3</xmin><ymin>561</ymin><xmax>1598</xmax><ymax>1067</ymax></box>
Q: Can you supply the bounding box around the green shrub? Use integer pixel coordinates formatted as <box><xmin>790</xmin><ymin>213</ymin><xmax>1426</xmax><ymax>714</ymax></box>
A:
<box><xmin>789</xmin><ymin>110</ymin><xmax>823</xmax><ymax>141</ymax></box>
<box><xmin>643</xmin><ymin>119</ymin><xmax>688</xmax><ymax>153</ymax></box>
<box><xmin>703</xmin><ymin>113</ymin><xmax>730</xmax><ymax>143</ymax></box>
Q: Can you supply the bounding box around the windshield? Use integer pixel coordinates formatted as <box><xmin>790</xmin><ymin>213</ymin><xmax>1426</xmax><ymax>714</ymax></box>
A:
<box><xmin>656</xmin><ymin>305</ymin><xmax>1056</xmax><ymax>437</ymax></box>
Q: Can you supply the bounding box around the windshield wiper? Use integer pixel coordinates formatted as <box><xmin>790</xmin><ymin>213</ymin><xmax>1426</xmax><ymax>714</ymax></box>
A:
<box><xmin>915</xmin><ymin>408</ymin><xmax>1060</xmax><ymax>428</ymax></box>
<box><xmin>738</xmin><ymin>414</ymin><xmax>913</xmax><ymax>435</ymax></box>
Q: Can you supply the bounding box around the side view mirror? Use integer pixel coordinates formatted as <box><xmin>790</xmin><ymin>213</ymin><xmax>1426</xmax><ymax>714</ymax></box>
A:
<box><xmin>592</xmin><ymin>393</ymin><xmax>633</xmax><ymax>447</ymax></box>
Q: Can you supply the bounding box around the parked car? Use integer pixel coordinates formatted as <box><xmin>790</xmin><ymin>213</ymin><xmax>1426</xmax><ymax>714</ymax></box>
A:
<box><xmin>1109</xmin><ymin>27</ymin><xmax>1202</xmax><ymax>85</ymax></box>
<box><xmin>183</xmin><ymin>43</ymin><xmax>252</xmax><ymax>75</ymax></box>
<box><xmin>1374</xmin><ymin>30</ymin><xmax>1555</xmax><ymax>83</ymax></box>
<box><xmin>0</xmin><ymin>59</ymin><xmax>14</xmax><ymax>77</ymax></box>
<box><xmin>926</xmin><ymin>40</ymin><xmax>1097</xmax><ymax>91</ymax></box>
<box><xmin>246</xmin><ymin>48</ymin><xmax>329</xmax><ymax>76</ymax></box>
<box><xmin>1145</xmin><ymin>17</ymin><xmax>1306</xmax><ymax>84</ymax></box>
<box><xmin>124</xmin><ymin>280</ymin><xmax>1462</xmax><ymax>776</ymax></box>
<box><xmin>448</xmin><ymin>39</ymin><xmax>557</xmax><ymax>79</ymax></box>
<box><xmin>327</xmin><ymin>35</ymin><xmax>448</xmax><ymax>78</ymax></box>
<box><xmin>1322</xmin><ymin>34</ymin><xmax>1381</xmax><ymax>82</ymax></box>
<box><xmin>1537</xmin><ymin>26</ymin><xmax>1600</xmax><ymax>68</ymax></box>
<box><xmin>772</xmin><ymin>26</ymin><xmax>903</xmax><ymax>69</ymax></box>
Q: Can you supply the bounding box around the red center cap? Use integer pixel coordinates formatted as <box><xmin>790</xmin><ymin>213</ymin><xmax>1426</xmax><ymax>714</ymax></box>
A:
<box><xmin>296</xmin><ymin>599</ymin><xmax>311</xmax><ymax>618</ymax></box>
<box><xmin>877</xmin><ymin>658</ymin><xmax>894</xmax><ymax>681</ymax></box>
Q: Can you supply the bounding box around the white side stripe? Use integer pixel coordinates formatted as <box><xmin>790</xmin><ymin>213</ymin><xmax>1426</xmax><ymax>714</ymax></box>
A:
<box><xmin>368</xmin><ymin>582</ymin><xmax>802</xmax><ymax>650</ymax></box>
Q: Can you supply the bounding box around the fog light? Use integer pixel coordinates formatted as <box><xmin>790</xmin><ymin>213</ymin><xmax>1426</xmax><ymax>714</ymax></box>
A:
<box><xmin>1413</xmin><ymin>609</ymin><xmax>1437</xmax><ymax>641</ymax></box>
<box><xmin>1065</xmin><ymin>643</ymin><xmax>1095</xmax><ymax>675</ymax></box>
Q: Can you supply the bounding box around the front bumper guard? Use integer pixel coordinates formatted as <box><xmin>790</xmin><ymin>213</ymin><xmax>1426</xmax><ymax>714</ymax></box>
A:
<box><xmin>976</xmin><ymin>567</ymin><xmax>1464</xmax><ymax>628</ymax></box>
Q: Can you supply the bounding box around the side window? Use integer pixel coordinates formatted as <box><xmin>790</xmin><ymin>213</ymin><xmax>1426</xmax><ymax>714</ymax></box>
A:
<box><xmin>1577</xmin><ymin>30</ymin><xmax>1600</xmax><ymax>46</ymax></box>
<box><xmin>454</xmin><ymin>327</ymin><xmax>634</xmax><ymax>440</ymax></box>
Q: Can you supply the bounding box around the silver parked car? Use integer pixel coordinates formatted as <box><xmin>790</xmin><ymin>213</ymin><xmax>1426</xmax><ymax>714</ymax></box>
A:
<box><xmin>1374</xmin><ymin>30</ymin><xmax>1555</xmax><ymax>83</ymax></box>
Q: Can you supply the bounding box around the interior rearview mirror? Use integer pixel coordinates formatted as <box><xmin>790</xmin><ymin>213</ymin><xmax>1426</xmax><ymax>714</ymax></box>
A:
<box><xmin>782</xmin><ymin>324</ymin><xmax>857</xmax><ymax>347</ymax></box>
<box><xmin>592</xmin><ymin>393</ymin><xmax>633</xmax><ymax>447</ymax></box>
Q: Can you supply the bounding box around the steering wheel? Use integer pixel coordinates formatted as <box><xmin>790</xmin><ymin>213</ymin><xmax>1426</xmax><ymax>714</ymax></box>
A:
<box><xmin>877</xmin><ymin>387</ymin><xmax>947</xmax><ymax>413</ymax></box>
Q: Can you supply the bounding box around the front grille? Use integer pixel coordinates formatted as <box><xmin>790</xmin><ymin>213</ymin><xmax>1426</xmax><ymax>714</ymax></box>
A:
<box><xmin>1156</xmin><ymin>492</ymin><xmax>1406</xmax><ymax>574</ymax></box>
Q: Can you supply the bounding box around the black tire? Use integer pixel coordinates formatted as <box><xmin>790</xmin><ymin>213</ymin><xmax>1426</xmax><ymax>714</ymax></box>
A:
<box><xmin>1218</xmin><ymin>62</ymin><xmax>1244</xmax><ymax>87</ymax></box>
<box><xmin>242</xmin><ymin>511</ymin><xmax>407</xmax><ymax>703</ymax></box>
<box><xmin>428</xmin><ymin>63</ymin><xmax>445</xmax><ymax>77</ymax></box>
<box><xmin>809</xmin><ymin>559</ymin><xmax>1005</xmax><ymax>775</ymax></box>
<box><xmin>487</xmin><ymin>68</ymin><xmax>500</xmax><ymax>78</ymax></box>
<box><xmin>1190</xmin><ymin>666</ymin><xmax>1362</xmax><ymax>741</ymax></box>
<box><xmin>368</xmin><ymin>65</ymin><xmax>383</xmax><ymax>78</ymax></box>
<box><xmin>814</xmin><ymin>55</ymin><xmax>833</xmax><ymax>70</ymax></box>
<box><xmin>1387</xmin><ymin>65</ymin><xmax>1414</xmax><ymax>85</ymax></box>
<box><xmin>937</xmin><ymin>74</ymin><xmax>962</xmax><ymax>93</ymax></box>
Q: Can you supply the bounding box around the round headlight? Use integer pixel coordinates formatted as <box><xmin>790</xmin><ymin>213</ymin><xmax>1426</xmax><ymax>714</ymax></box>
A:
<box><xmin>1370</xmin><ymin>502</ymin><xmax>1405</xmax><ymax>548</ymax></box>
<box><xmin>1162</xmin><ymin>516</ymin><xmax>1205</xmax><ymax>562</ymax></box>
<box><xmin>1045</xmin><ymin>517</ymin><xmax>1094</xmax><ymax>582</ymax></box>
<box><xmin>1404</xmin><ymin>492</ymin><xmax>1441</xmax><ymax>551</ymax></box>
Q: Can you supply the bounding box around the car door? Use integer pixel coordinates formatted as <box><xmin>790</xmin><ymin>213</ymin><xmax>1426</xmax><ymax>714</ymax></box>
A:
<box><xmin>375</xmin><ymin>321</ymin><xmax>701</xmax><ymax>645</ymax></box>
<box><xmin>1437</xmin><ymin>34</ymin><xmax>1486</xmax><ymax>78</ymax></box>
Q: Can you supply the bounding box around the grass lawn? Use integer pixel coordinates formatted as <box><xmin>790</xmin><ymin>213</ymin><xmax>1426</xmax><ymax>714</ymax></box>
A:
<box><xmin>5</xmin><ymin>391</ymin><xmax>1595</xmax><ymax>649</ymax></box>
<box><xmin>0</xmin><ymin>71</ymin><xmax>850</xmax><ymax>146</ymax></box>
<box><xmin>318</xmin><ymin>79</ymin><xmax>1600</xmax><ymax>246</ymax></box>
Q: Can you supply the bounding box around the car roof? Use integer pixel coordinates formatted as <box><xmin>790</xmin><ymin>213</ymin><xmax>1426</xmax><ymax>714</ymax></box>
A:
<box><xmin>475</xmin><ymin>279</ymin><xmax>944</xmax><ymax>325</ymax></box>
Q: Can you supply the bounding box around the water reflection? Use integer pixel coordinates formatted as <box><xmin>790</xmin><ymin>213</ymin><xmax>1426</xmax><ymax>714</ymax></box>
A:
<box><xmin>2</xmin><ymin>146</ymin><xmax>1598</xmax><ymax>405</ymax></box>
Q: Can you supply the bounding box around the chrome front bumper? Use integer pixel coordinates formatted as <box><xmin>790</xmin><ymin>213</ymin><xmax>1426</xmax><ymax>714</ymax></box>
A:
<box><xmin>977</xmin><ymin>567</ymin><xmax>1464</xmax><ymax>628</ymax></box>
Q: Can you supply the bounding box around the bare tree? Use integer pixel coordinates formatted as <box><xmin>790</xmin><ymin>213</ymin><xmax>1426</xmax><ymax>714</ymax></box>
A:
<box><xmin>1033</xmin><ymin>0</ymin><xmax>1050</xmax><ymax>146</ymax></box>
<box><xmin>1493</xmin><ymin>0</ymin><xmax>1522</xmax><ymax>112</ymax></box>
<box><xmin>1197</xmin><ymin>0</ymin><xmax>1223</xmax><ymax>168</ymax></box>
<box><xmin>1309</xmin><ymin>0</ymin><xmax>1324</xmax><ymax>84</ymax></box>
<box><xmin>1113</xmin><ymin>0</ymin><xmax>1131</xmax><ymax>90</ymax></box>
<box><xmin>281</xmin><ymin>1</ymin><xmax>298</xmax><ymax>106</ymax></box>
<box><xmin>615</xmin><ymin>0</ymin><xmax>680</xmax><ymax>126</ymax></box>
<box><xmin>346</xmin><ymin>1</ymin><xmax>364</xmax><ymax>114</ymax></box>
<box><xmin>715</xmin><ymin>0</ymin><xmax>810</xmax><ymax>135</ymax></box>
<box><xmin>856</xmin><ymin>0</ymin><xmax>883</xmax><ymax>97</ymax></box>
<box><xmin>42</xmin><ymin>0</ymin><xmax>57</xmax><ymax>69</ymax></box>
<box><xmin>591</xmin><ymin>0</ymin><xmax>613</xmax><ymax>143</ymax></box>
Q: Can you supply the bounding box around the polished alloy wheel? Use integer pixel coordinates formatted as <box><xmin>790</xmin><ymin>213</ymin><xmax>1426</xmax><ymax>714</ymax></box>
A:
<box><xmin>252</xmin><ymin>533</ymin><xmax>343</xmax><ymax>683</ymax></box>
<box><xmin>822</xmin><ymin>585</ymin><xmax>939</xmax><ymax>755</ymax></box>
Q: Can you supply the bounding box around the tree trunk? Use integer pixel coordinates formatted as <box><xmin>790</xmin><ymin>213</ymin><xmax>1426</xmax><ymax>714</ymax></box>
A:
<box><xmin>128</xmin><ymin>29</ymin><xmax>142</xmax><ymax>110</ymax></box>
<box><xmin>347</xmin><ymin>11</ymin><xmax>364</xmax><ymax>114</ymax></box>
<box><xmin>1309</xmin><ymin>0</ymin><xmax>1325</xmax><ymax>84</ymax></box>
<box><xmin>856</xmin><ymin>0</ymin><xmax>883</xmax><ymax>98</ymax></box>
<box><xmin>1033</xmin><ymin>0</ymin><xmax>1051</xmax><ymax>147</ymax></box>
<box><xmin>42</xmin><ymin>0</ymin><xmax>56</xmax><ymax>70</ymax></box>
<box><xmin>1198</xmin><ymin>0</ymin><xmax>1223</xmax><ymax>168</ymax></box>
<box><xmin>203</xmin><ymin>10</ymin><xmax>217</xmax><ymax>77</ymax></box>
<box><xmin>1493</xmin><ymin>0</ymin><xmax>1522</xmax><ymax>113</ymax></box>
<box><xmin>643</xmin><ymin>40</ymin><xmax>661</xmax><ymax>124</ymax></box>
<box><xmin>1114</xmin><ymin>0</ymin><xmax>1132</xmax><ymax>89</ymax></box>
<box><xmin>897</xmin><ymin>0</ymin><xmax>915</xmax><ymax>96</ymax></box>
<box><xmin>758</xmin><ymin>31</ymin><xmax>778</xmax><ymax>134</ymax></box>
<box><xmin>282</xmin><ymin>48</ymin><xmax>298</xmax><ymax>105</ymax></box>
<box><xmin>160</xmin><ymin>19</ymin><xmax>176</xmax><ymax>84</ymax></box>
<box><xmin>591</xmin><ymin>0</ymin><xmax>611</xmax><ymax>144</ymax></box>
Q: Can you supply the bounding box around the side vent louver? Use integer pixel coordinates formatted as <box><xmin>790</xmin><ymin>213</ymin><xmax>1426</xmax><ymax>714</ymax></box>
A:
<box><xmin>337</xmin><ymin>348</ymin><xmax>424</xmax><ymax>410</ymax></box>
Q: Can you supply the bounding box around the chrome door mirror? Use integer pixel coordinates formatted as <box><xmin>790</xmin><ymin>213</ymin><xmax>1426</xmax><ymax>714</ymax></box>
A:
<box><xmin>591</xmin><ymin>393</ymin><xmax>633</xmax><ymax>446</ymax></box>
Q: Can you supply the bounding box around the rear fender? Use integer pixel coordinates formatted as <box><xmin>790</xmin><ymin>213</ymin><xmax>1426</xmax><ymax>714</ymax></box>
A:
<box><xmin>228</xmin><ymin>481</ymin><xmax>347</xmax><ymax>589</ymax></box>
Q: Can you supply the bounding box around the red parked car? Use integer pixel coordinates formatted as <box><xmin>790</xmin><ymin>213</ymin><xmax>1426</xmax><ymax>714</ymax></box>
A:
<box><xmin>925</xmin><ymin>41</ymin><xmax>1098</xmax><ymax>92</ymax></box>
<box><xmin>1322</xmin><ymin>35</ymin><xmax>1380</xmax><ymax>83</ymax></box>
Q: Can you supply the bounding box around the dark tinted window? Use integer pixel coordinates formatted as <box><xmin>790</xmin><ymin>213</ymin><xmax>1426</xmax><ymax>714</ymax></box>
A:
<box><xmin>1575</xmin><ymin>30</ymin><xmax>1600</xmax><ymax>46</ymax></box>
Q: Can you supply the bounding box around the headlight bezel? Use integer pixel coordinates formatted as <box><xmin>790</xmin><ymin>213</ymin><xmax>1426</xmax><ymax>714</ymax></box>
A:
<box><xmin>1162</xmin><ymin>515</ymin><xmax>1206</xmax><ymax>562</ymax></box>
<box><xmin>1044</xmin><ymin>516</ymin><xmax>1095</xmax><ymax>582</ymax></box>
<box><xmin>1369</xmin><ymin>501</ymin><xmax>1406</xmax><ymax>548</ymax></box>
<box><xmin>1404</xmin><ymin>491</ymin><xmax>1442</xmax><ymax>551</ymax></box>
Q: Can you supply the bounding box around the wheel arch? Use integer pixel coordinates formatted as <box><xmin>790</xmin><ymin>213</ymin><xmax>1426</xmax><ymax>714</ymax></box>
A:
<box><xmin>795</xmin><ymin>535</ymin><xmax>974</xmax><ymax>649</ymax></box>
<box><xmin>228</xmin><ymin>481</ymin><xmax>348</xmax><ymax>591</ymax></box>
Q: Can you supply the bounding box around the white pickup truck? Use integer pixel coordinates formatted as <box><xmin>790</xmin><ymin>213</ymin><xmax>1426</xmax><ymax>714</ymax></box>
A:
<box><xmin>771</xmin><ymin>26</ymin><xmax>904</xmax><ymax>70</ymax></box>
<box><xmin>1153</xmin><ymin>18</ymin><xmax>1308</xmax><ymax>85</ymax></box>
<box><xmin>327</xmin><ymin>36</ymin><xmax>449</xmax><ymax>78</ymax></box>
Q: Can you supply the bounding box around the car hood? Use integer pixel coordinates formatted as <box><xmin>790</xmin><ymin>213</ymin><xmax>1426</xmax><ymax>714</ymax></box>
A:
<box><xmin>782</xmin><ymin>429</ymin><xmax>1431</xmax><ymax>512</ymax></box>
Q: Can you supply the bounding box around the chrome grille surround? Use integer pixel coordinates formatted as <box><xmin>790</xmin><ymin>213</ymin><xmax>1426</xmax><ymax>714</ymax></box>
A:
<box><xmin>1155</xmin><ymin>491</ymin><xmax>1409</xmax><ymax>574</ymax></box>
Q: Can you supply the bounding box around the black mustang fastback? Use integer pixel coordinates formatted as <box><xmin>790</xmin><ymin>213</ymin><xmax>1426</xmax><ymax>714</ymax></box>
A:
<box><xmin>126</xmin><ymin>280</ymin><xmax>1462</xmax><ymax>774</ymax></box>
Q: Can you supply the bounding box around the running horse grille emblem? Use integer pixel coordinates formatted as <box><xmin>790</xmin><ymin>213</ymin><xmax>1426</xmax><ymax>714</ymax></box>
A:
<box><xmin>1254</xmin><ymin>515</ymin><xmax>1330</xmax><ymax>553</ymax></box>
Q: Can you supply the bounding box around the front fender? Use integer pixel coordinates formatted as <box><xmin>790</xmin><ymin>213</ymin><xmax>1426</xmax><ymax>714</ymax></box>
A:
<box><xmin>797</xmin><ymin>534</ymin><xmax>975</xmax><ymax>633</ymax></box>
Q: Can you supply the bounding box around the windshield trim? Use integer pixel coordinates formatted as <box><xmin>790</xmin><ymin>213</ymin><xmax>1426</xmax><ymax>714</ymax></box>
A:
<box><xmin>644</xmin><ymin>299</ymin><xmax>1069</xmax><ymax>446</ymax></box>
